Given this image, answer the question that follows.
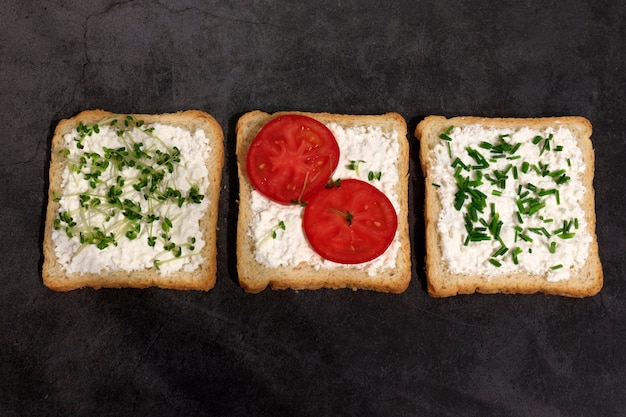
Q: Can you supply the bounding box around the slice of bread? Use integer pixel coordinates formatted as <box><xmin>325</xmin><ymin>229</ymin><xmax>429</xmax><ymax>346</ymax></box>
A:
<box><xmin>43</xmin><ymin>110</ymin><xmax>224</xmax><ymax>291</ymax></box>
<box><xmin>415</xmin><ymin>115</ymin><xmax>602</xmax><ymax>297</ymax></box>
<box><xmin>236</xmin><ymin>110</ymin><xmax>411</xmax><ymax>293</ymax></box>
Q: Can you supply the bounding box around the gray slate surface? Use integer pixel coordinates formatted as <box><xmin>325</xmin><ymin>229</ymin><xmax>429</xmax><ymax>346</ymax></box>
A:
<box><xmin>1</xmin><ymin>1</ymin><xmax>625</xmax><ymax>416</ymax></box>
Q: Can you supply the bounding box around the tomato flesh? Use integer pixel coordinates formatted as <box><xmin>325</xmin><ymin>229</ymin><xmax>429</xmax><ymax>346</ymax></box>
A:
<box><xmin>302</xmin><ymin>179</ymin><xmax>397</xmax><ymax>264</ymax></box>
<box><xmin>246</xmin><ymin>115</ymin><xmax>340</xmax><ymax>205</ymax></box>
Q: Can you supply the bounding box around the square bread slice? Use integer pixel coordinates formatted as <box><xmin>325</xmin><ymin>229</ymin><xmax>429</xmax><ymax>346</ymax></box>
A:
<box><xmin>415</xmin><ymin>115</ymin><xmax>602</xmax><ymax>297</ymax></box>
<box><xmin>43</xmin><ymin>110</ymin><xmax>224</xmax><ymax>291</ymax></box>
<box><xmin>236</xmin><ymin>110</ymin><xmax>411</xmax><ymax>293</ymax></box>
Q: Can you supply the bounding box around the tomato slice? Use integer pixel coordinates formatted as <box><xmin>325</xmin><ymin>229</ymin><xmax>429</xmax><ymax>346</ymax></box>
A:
<box><xmin>246</xmin><ymin>114</ymin><xmax>340</xmax><ymax>205</ymax></box>
<box><xmin>302</xmin><ymin>179</ymin><xmax>397</xmax><ymax>264</ymax></box>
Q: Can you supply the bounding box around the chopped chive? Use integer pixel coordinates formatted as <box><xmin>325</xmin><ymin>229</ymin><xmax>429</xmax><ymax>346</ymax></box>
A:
<box><xmin>468</xmin><ymin>205</ymin><xmax>478</xmax><ymax>222</ymax></box>
<box><xmin>469</xmin><ymin>231</ymin><xmax>491</xmax><ymax>241</ymax></box>
<box><xmin>444</xmin><ymin>125</ymin><xmax>454</xmax><ymax>135</ymax></box>
<box><xmin>512</xmin><ymin>247</ymin><xmax>522</xmax><ymax>265</ymax></box>
<box><xmin>519</xmin><ymin>233</ymin><xmax>533</xmax><ymax>243</ymax></box>
<box><xmin>432</xmin><ymin>183</ymin><xmax>441</xmax><ymax>188</ymax></box>
<box><xmin>549</xmin><ymin>241</ymin><xmax>557</xmax><ymax>253</ymax></box>
<box><xmin>551</xmin><ymin>264</ymin><xmax>563</xmax><ymax>270</ymax></box>
<box><xmin>464</xmin><ymin>214</ymin><xmax>474</xmax><ymax>233</ymax></box>
<box><xmin>527</xmin><ymin>201</ymin><xmax>546</xmax><ymax>215</ymax></box>
<box><xmin>452</xmin><ymin>157</ymin><xmax>470</xmax><ymax>171</ymax></box>
<box><xmin>555</xmin><ymin>174</ymin><xmax>570</xmax><ymax>185</ymax></box>
<box><xmin>558</xmin><ymin>232</ymin><xmax>576</xmax><ymax>239</ymax></box>
<box><xmin>492</xmin><ymin>246</ymin><xmax>508</xmax><ymax>257</ymax></box>
<box><xmin>488</xmin><ymin>258</ymin><xmax>502</xmax><ymax>267</ymax></box>
<box><xmin>563</xmin><ymin>219</ymin><xmax>572</xmax><ymax>233</ymax></box>
<box><xmin>439</xmin><ymin>133</ymin><xmax>452</xmax><ymax>141</ymax></box>
<box><xmin>492</xmin><ymin>190</ymin><xmax>502</xmax><ymax>196</ymax></box>
<box><xmin>532</xmin><ymin>136</ymin><xmax>542</xmax><ymax>145</ymax></box>
<box><xmin>549</xmin><ymin>169</ymin><xmax>566</xmax><ymax>178</ymax></box>
<box><xmin>521</xmin><ymin>161</ymin><xmax>530</xmax><ymax>173</ymax></box>
<box><xmin>531</xmin><ymin>164</ymin><xmax>541</xmax><ymax>175</ymax></box>
<box><xmin>466</xmin><ymin>147</ymin><xmax>490</xmax><ymax>169</ymax></box>
<box><xmin>540</xmin><ymin>135</ymin><xmax>551</xmax><ymax>155</ymax></box>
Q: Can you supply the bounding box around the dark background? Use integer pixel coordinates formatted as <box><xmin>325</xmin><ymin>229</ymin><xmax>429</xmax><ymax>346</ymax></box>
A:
<box><xmin>2</xmin><ymin>1</ymin><xmax>625</xmax><ymax>416</ymax></box>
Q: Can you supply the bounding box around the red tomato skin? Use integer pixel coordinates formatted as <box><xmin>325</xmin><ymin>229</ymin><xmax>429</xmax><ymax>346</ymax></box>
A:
<box><xmin>246</xmin><ymin>115</ymin><xmax>340</xmax><ymax>205</ymax></box>
<box><xmin>302</xmin><ymin>179</ymin><xmax>397</xmax><ymax>264</ymax></box>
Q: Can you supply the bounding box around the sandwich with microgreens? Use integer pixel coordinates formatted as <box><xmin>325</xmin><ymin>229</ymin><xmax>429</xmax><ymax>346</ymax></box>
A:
<box><xmin>415</xmin><ymin>115</ymin><xmax>602</xmax><ymax>297</ymax></box>
<box><xmin>236</xmin><ymin>110</ymin><xmax>411</xmax><ymax>293</ymax></box>
<box><xmin>43</xmin><ymin>110</ymin><xmax>224</xmax><ymax>291</ymax></box>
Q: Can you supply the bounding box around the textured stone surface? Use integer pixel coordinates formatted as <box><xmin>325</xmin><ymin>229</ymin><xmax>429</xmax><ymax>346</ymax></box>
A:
<box><xmin>1</xmin><ymin>1</ymin><xmax>625</xmax><ymax>416</ymax></box>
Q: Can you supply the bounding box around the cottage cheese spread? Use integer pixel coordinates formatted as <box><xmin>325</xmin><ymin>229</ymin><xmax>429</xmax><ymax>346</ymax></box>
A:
<box><xmin>249</xmin><ymin>123</ymin><xmax>401</xmax><ymax>274</ymax></box>
<box><xmin>431</xmin><ymin>124</ymin><xmax>591</xmax><ymax>281</ymax></box>
<box><xmin>52</xmin><ymin>121</ymin><xmax>210</xmax><ymax>275</ymax></box>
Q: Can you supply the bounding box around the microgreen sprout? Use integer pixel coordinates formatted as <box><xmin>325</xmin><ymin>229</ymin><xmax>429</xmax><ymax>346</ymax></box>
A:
<box><xmin>347</xmin><ymin>160</ymin><xmax>365</xmax><ymax>176</ymax></box>
<box><xmin>326</xmin><ymin>178</ymin><xmax>341</xmax><ymax>189</ymax></box>
<box><xmin>329</xmin><ymin>208</ymin><xmax>354</xmax><ymax>226</ymax></box>
<box><xmin>271</xmin><ymin>220</ymin><xmax>286</xmax><ymax>239</ymax></box>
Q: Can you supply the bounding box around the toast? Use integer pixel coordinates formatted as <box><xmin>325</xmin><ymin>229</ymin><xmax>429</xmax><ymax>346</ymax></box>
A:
<box><xmin>43</xmin><ymin>110</ymin><xmax>224</xmax><ymax>291</ymax></box>
<box><xmin>236</xmin><ymin>110</ymin><xmax>411</xmax><ymax>293</ymax></box>
<box><xmin>415</xmin><ymin>115</ymin><xmax>602</xmax><ymax>297</ymax></box>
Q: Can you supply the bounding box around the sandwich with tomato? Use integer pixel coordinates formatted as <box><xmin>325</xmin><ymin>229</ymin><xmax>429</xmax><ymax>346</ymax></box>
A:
<box><xmin>235</xmin><ymin>110</ymin><xmax>411</xmax><ymax>293</ymax></box>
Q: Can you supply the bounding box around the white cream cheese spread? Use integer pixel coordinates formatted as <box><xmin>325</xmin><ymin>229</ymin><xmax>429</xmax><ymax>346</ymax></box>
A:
<box><xmin>52</xmin><ymin>119</ymin><xmax>211</xmax><ymax>275</ymax></box>
<box><xmin>249</xmin><ymin>122</ymin><xmax>401</xmax><ymax>274</ymax></box>
<box><xmin>431</xmin><ymin>124</ymin><xmax>591</xmax><ymax>281</ymax></box>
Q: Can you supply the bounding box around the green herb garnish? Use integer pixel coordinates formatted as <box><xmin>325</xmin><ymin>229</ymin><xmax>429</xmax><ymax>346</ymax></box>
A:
<box><xmin>271</xmin><ymin>220</ymin><xmax>286</xmax><ymax>239</ymax></box>
<box><xmin>347</xmin><ymin>160</ymin><xmax>365</xmax><ymax>176</ymax></box>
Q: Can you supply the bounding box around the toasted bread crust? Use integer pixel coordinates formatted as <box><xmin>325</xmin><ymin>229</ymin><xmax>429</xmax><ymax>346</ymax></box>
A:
<box><xmin>415</xmin><ymin>115</ymin><xmax>602</xmax><ymax>297</ymax></box>
<box><xmin>43</xmin><ymin>110</ymin><xmax>224</xmax><ymax>291</ymax></box>
<box><xmin>236</xmin><ymin>110</ymin><xmax>411</xmax><ymax>293</ymax></box>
